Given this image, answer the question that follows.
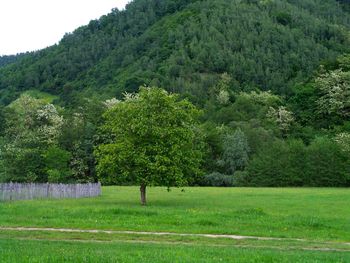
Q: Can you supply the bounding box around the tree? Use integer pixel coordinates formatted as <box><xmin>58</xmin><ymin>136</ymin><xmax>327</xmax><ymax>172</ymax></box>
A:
<box><xmin>220</xmin><ymin>129</ymin><xmax>250</xmax><ymax>174</ymax></box>
<box><xmin>245</xmin><ymin>139</ymin><xmax>307</xmax><ymax>187</ymax></box>
<box><xmin>335</xmin><ymin>132</ymin><xmax>350</xmax><ymax>154</ymax></box>
<box><xmin>316</xmin><ymin>68</ymin><xmax>350</xmax><ymax>119</ymax></box>
<box><xmin>95</xmin><ymin>87</ymin><xmax>203</xmax><ymax>205</ymax></box>
<box><xmin>0</xmin><ymin>95</ymin><xmax>65</xmax><ymax>182</ymax></box>
<box><xmin>43</xmin><ymin>146</ymin><xmax>72</xmax><ymax>183</ymax></box>
<box><xmin>306</xmin><ymin>137</ymin><xmax>349</xmax><ymax>186</ymax></box>
<box><xmin>267</xmin><ymin>106</ymin><xmax>294</xmax><ymax>137</ymax></box>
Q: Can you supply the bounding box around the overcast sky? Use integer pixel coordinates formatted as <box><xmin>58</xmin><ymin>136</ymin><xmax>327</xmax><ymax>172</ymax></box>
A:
<box><xmin>0</xmin><ymin>0</ymin><xmax>130</xmax><ymax>56</ymax></box>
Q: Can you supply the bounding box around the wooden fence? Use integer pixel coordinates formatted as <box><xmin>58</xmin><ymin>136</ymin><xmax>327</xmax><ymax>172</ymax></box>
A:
<box><xmin>0</xmin><ymin>182</ymin><xmax>101</xmax><ymax>201</ymax></box>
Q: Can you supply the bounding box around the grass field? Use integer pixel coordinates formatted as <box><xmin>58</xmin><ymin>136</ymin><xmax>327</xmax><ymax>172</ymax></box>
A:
<box><xmin>1</xmin><ymin>187</ymin><xmax>350</xmax><ymax>262</ymax></box>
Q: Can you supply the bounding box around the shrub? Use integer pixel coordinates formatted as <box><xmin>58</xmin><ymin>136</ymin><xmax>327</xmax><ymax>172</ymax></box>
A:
<box><xmin>200</xmin><ymin>172</ymin><xmax>234</xmax><ymax>187</ymax></box>
<box><xmin>47</xmin><ymin>169</ymin><xmax>61</xmax><ymax>183</ymax></box>
<box><xmin>243</xmin><ymin>137</ymin><xmax>350</xmax><ymax>187</ymax></box>
<box><xmin>305</xmin><ymin>137</ymin><xmax>350</xmax><ymax>186</ymax></box>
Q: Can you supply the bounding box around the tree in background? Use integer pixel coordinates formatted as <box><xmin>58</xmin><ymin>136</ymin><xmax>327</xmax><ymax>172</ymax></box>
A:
<box><xmin>0</xmin><ymin>93</ymin><xmax>108</xmax><ymax>184</ymax></box>
<box><xmin>267</xmin><ymin>106</ymin><xmax>294</xmax><ymax>137</ymax></box>
<box><xmin>0</xmin><ymin>95</ymin><xmax>44</xmax><ymax>182</ymax></box>
<box><xmin>43</xmin><ymin>146</ymin><xmax>72</xmax><ymax>183</ymax></box>
<box><xmin>316</xmin><ymin>68</ymin><xmax>350</xmax><ymax>120</ymax></box>
<box><xmin>335</xmin><ymin>132</ymin><xmax>350</xmax><ymax>154</ymax></box>
<box><xmin>95</xmin><ymin>87</ymin><xmax>203</xmax><ymax>205</ymax></box>
<box><xmin>220</xmin><ymin>129</ymin><xmax>250</xmax><ymax>174</ymax></box>
<box><xmin>306</xmin><ymin>137</ymin><xmax>350</xmax><ymax>187</ymax></box>
<box><xmin>243</xmin><ymin>137</ymin><xmax>350</xmax><ymax>187</ymax></box>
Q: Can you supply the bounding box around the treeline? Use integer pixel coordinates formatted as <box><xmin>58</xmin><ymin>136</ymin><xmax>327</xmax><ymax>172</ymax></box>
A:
<box><xmin>0</xmin><ymin>54</ymin><xmax>349</xmax><ymax>186</ymax></box>
<box><xmin>0</xmin><ymin>93</ymin><xmax>104</xmax><ymax>183</ymax></box>
<box><xmin>0</xmin><ymin>53</ymin><xmax>30</xmax><ymax>68</ymax></box>
<box><xmin>199</xmin><ymin>54</ymin><xmax>350</xmax><ymax>187</ymax></box>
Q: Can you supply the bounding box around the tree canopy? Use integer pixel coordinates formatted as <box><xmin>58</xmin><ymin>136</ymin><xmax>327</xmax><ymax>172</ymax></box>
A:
<box><xmin>95</xmin><ymin>87</ymin><xmax>203</xmax><ymax>205</ymax></box>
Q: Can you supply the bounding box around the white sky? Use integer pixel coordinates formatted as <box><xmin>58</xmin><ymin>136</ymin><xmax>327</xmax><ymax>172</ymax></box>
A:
<box><xmin>0</xmin><ymin>0</ymin><xmax>130</xmax><ymax>56</ymax></box>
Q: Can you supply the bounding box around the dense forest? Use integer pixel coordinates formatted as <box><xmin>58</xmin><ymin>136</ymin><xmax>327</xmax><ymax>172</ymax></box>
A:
<box><xmin>0</xmin><ymin>53</ymin><xmax>29</xmax><ymax>68</ymax></box>
<box><xmin>0</xmin><ymin>0</ymin><xmax>349</xmax><ymax>186</ymax></box>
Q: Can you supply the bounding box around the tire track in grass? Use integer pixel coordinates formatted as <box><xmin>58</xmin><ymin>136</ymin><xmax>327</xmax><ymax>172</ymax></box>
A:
<box><xmin>1</xmin><ymin>226</ymin><xmax>350</xmax><ymax>252</ymax></box>
<box><xmin>0</xmin><ymin>226</ymin><xmax>303</xmax><ymax>241</ymax></box>
<box><xmin>4</xmin><ymin>237</ymin><xmax>350</xmax><ymax>253</ymax></box>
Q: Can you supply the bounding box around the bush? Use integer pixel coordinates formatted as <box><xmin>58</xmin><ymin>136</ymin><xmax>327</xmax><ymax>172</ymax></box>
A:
<box><xmin>47</xmin><ymin>169</ymin><xmax>61</xmax><ymax>183</ymax></box>
<box><xmin>305</xmin><ymin>137</ymin><xmax>350</xmax><ymax>186</ymax></box>
<box><xmin>234</xmin><ymin>171</ymin><xmax>249</xmax><ymax>186</ymax></box>
<box><xmin>200</xmin><ymin>172</ymin><xmax>234</xmax><ymax>187</ymax></box>
<box><xmin>244</xmin><ymin>139</ymin><xmax>306</xmax><ymax>186</ymax></box>
<box><xmin>243</xmin><ymin>137</ymin><xmax>350</xmax><ymax>187</ymax></box>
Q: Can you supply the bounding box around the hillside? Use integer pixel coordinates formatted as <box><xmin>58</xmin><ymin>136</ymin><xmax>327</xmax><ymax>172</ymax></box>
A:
<box><xmin>0</xmin><ymin>0</ymin><xmax>349</xmax><ymax>186</ymax></box>
<box><xmin>0</xmin><ymin>53</ymin><xmax>29</xmax><ymax>68</ymax></box>
<box><xmin>0</xmin><ymin>0</ymin><xmax>349</xmax><ymax>105</ymax></box>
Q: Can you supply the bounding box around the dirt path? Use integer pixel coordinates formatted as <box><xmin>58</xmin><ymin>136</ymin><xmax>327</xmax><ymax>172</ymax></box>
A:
<box><xmin>0</xmin><ymin>226</ymin><xmax>303</xmax><ymax>241</ymax></box>
<box><xmin>10</xmin><ymin>237</ymin><xmax>350</xmax><ymax>252</ymax></box>
<box><xmin>1</xmin><ymin>226</ymin><xmax>350</xmax><ymax>252</ymax></box>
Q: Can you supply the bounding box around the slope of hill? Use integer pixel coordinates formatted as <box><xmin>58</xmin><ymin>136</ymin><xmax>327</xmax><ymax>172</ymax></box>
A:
<box><xmin>0</xmin><ymin>0</ymin><xmax>349</xmax><ymax>105</ymax></box>
<box><xmin>0</xmin><ymin>53</ymin><xmax>29</xmax><ymax>68</ymax></box>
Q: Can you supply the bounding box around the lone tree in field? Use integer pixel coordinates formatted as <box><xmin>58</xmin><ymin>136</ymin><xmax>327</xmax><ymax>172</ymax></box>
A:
<box><xmin>95</xmin><ymin>87</ymin><xmax>203</xmax><ymax>205</ymax></box>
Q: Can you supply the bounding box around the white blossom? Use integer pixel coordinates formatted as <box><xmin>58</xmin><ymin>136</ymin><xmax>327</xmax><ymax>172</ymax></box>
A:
<box><xmin>334</xmin><ymin>133</ymin><xmax>350</xmax><ymax>153</ymax></box>
<box><xmin>267</xmin><ymin>106</ymin><xmax>294</xmax><ymax>134</ymax></box>
<box><xmin>217</xmin><ymin>90</ymin><xmax>230</xmax><ymax>105</ymax></box>
<box><xmin>103</xmin><ymin>98</ymin><xmax>120</xmax><ymax>109</ymax></box>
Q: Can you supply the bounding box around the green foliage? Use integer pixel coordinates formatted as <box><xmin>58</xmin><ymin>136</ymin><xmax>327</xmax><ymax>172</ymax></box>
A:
<box><xmin>0</xmin><ymin>94</ymin><xmax>99</xmax><ymax>183</ymax></box>
<box><xmin>43</xmin><ymin>146</ymin><xmax>72</xmax><ymax>182</ymax></box>
<box><xmin>200</xmin><ymin>172</ymin><xmax>234</xmax><ymax>187</ymax></box>
<box><xmin>0</xmin><ymin>0</ymin><xmax>349</xmax><ymax>188</ymax></box>
<box><xmin>305</xmin><ymin>137</ymin><xmax>349</xmax><ymax>186</ymax></box>
<box><xmin>244</xmin><ymin>139</ymin><xmax>306</xmax><ymax>186</ymax></box>
<box><xmin>220</xmin><ymin>129</ymin><xmax>250</xmax><ymax>174</ymax></box>
<box><xmin>266</xmin><ymin>106</ymin><xmax>295</xmax><ymax>137</ymax></box>
<box><xmin>205</xmin><ymin>90</ymin><xmax>281</xmax><ymax>125</ymax></box>
<box><xmin>23</xmin><ymin>90</ymin><xmax>59</xmax><ymax>104</ymax></box>
<box><xmin>335</xmin><ymin>132</ymin><xmax>350</xmax><ymax>153</ymax></box>
<box><xmin>1</xmin><ymin>147</ymin><xmax>43</xmax><ymax>183</ymax></box>
<box><xmin>0</xmin><ymin>0</ymin><xmax>349</xmax><ymax>105</ymax></box>
<box><xmin>95</xmin><ymin>87</ymin><xmax>203</xmax><ymax>193</ymax></box>
<box><xmin>0</xmin><ymin>53</ymin><xmax>28</xmax><ymax>67</ymax></box>
<box><xmin>244</xmin><ymin>137</ymin><xmax>350</xmax><ymax>187</ymax></box>
<box><xmin>315</xmin><ymin>68</ymin><xmax>350</xmax><ymax>119</ymax></box>
<box><xmin>290</xmin><ymin>53</ymin><xmax>350</xmax><ymax>129</ymax></box>
<box><xmin>47</xmin><ymin>169</ymin><xmax>62</xmax><ymax>183</ymax></box>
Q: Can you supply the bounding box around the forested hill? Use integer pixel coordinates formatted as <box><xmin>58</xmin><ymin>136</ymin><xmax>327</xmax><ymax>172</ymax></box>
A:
<box><xmin>0</xmin><ymin>0</ymin><xmax>349</xmax><ymax>186</ymax></box>
<box><xmin>0</xmin><ymin>0</ymin><xmax>349</xmax><ymax>105</ymax></box>
<box><xmin>0</xmin><ymin>53</ymin><xmax>29</xmax><ymax>68</ymax></box>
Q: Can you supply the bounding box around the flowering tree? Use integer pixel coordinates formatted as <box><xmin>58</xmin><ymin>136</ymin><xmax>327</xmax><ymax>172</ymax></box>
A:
<box><xmin>0</xmin><ymin>95</ymin><xmax>65</xmax><ymax>182</ymax></box>
<box><xmin>267</xmin><ymin>106</ymin><xmax>294</xmax><ymax>136</ymax></box>
<box><xmin>316</xmin><ymin>69</ymin><xmax>350</xmax><ymax>118</ymax></box>
<box><xmin>335</xmin><ymin>133</ymin><xmax>350</xmax><ymax>154</ymax></box>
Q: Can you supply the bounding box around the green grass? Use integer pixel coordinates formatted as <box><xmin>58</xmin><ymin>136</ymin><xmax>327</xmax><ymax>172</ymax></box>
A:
<box><xmin>22</xmin><ymin>90</ymin><xmax>58</xmax><ymax>103</ymax></box>
<box><xmin>1</xmin><ymin>238</ymin><xmax>350</xmax><ymax>263</ymax></box>
<box><xmin>1</xmin><ymin>187</ymin><xmax>350</xmax><ymax>241</ymax></box>
<box><xmin>1</xmin><ymin>187</ymin><xmax>350</xmax><ymax>262</ymax></box>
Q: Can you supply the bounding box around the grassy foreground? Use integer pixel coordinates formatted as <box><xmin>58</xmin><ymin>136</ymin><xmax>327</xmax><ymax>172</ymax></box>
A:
<box><xmin>1</xmin><ymin>187</ymin><xmax>350</xmax><ymax>240</ymax></box>
<box><xmin>1</xmin><ymin>238</ymin><xmax>350</xmax><ymax>263</ymax></box>
<box><xmin>1</xmin><ymin>187</ymin><xmax>350</xmax><ymax>262</ymax></box>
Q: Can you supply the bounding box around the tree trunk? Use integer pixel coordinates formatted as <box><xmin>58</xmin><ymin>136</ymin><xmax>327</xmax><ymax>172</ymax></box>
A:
<box><xmin>140</xmin><ymin>184</ymin><xmax>146</xmax><ymax>206</ymax></box>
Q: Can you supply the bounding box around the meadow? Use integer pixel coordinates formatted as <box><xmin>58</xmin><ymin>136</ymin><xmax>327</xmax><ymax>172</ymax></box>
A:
<box><xmin>1</xmin><ymin>187</ymin><xmax>350</xmax><ymax>262</ymax></box>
